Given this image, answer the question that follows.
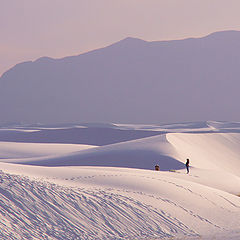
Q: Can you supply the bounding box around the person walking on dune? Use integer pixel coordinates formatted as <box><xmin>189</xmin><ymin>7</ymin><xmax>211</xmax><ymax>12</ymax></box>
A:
<box><xmin>186</xmin><ymin>159</ymin><xmax>190</xmax><ymax>174</ymax></box>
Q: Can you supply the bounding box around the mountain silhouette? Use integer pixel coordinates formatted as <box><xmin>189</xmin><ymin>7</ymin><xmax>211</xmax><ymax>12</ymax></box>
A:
<box><xmin>1</xmin><ymin>30</ymin><xmax>240</xmax><ymax>124</ymax></box>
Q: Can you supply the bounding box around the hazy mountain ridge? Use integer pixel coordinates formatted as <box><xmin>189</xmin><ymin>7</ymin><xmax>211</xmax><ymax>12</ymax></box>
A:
<box><xmin>1</xmin><ymin>30</ymin><xmax>240</xmax><ymax>124</ymax></box>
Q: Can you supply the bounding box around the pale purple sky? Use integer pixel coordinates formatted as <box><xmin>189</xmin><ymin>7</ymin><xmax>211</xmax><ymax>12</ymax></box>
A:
<box><xmin>1</xmin><ymin>0</ymin><xmax>240</xmax><ymax>76</ymax></box>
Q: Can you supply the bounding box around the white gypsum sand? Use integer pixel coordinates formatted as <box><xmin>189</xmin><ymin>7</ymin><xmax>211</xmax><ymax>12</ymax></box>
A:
<box><xmin>0</xmin><ymin>122</ymin><xmax>239</xmax><ymax>239</ymax></box>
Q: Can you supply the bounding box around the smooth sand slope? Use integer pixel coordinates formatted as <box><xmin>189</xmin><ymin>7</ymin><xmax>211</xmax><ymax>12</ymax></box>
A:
<box><xmin>0</xmin><ymin>121</ymin><xmax>239</xmax><ymax>239</ymax></box>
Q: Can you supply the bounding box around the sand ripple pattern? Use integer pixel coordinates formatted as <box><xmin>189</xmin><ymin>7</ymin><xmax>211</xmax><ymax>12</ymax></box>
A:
<box><xmin>0</xmin><ymin>171</ymin><xmax>198</xmax><ymax>240</ymax></box>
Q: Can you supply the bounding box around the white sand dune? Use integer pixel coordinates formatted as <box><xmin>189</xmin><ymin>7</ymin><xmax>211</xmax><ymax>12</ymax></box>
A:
<box><xmin>4</xmin><ymin>131</ymin><xmax>240</xmax><ymax>175</ymax></box>
<box><xmin>6</xmin><ymin>134</ymin><xmax>183</xmax><ymax>171</ymax></box>
<box><xmin>167</xmin><ymin>132</ymin><xmax>240</xmax><ymax>176</ymax></box>
<box><xmin>0</xmin><ymin>122</ymin><xmax>239</xmax><ymax>239</ymax></box>
<box><xmin>0</xmin><ymin>141</ymin><xmax>97</xmax><ymax>159</ymax></box>
<box><xmin>0</xmin><ymin>164</ymin><xmax>239</xmax><ymax>240</ymax></box>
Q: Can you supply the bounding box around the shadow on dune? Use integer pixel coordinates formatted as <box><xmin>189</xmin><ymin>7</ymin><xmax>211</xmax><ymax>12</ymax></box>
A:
<box><xmin>22</xmin><ymin>149</ymin><xmax>185</xmax><ymax>171</ymax></box>
<box><xmin>0</xmin><ymin>128</ymin><xmax>163</xmax><ymax>146</ymax></box>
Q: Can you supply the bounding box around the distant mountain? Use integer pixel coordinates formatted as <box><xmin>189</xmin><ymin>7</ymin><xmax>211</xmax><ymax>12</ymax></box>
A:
<box><xmin>1</xmin><ymin>30</ymin><xmax>240</xmax><ymax>124</ymax></box>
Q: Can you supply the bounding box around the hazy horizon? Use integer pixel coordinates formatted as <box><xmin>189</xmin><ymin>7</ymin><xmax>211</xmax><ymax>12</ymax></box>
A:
<box><xmin>2</xmin><ymin>0</ymin><xmax>240</xmax><ymax>76</ymax></box>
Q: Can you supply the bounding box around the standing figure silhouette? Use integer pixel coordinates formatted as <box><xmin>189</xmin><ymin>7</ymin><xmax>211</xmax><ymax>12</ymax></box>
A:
<box><xmin>186</xmin><ymin>159</ymin><xmax>190</xmax><ymax>174</ymax></box>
